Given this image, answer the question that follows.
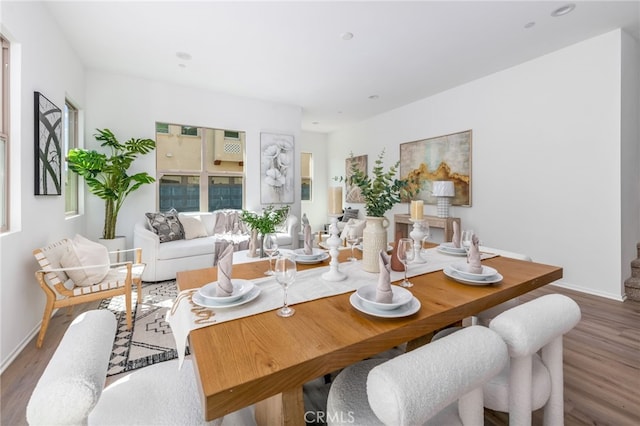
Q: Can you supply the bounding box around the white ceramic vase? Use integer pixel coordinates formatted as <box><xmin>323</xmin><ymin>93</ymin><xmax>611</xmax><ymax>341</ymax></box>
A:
<box><xmin>361</xmin><ymin>216</ymin><xmax>389</xmax><ymax>273</ymax></box>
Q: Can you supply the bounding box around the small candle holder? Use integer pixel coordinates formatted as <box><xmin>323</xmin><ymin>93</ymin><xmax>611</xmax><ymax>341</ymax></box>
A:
<box><xmin>409</xmin><ymin>218</ymin><xmax>427</xmax><ymax>263</ymax></box>
<box><xmin>322</xmin><ymin>214</ymin><xmax>346</xmax><ymax>282</ymax></box>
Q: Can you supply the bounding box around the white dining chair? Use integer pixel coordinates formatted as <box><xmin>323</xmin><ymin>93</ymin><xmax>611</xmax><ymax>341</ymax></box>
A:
<box><xmin>483</xmin><ymin>294</ymin><xmax>581</xmax><ymax>425</ymax></box>
<box><xmin>26</xmin><ymin>310</ymin><xmax>256</xmax><ymax>426</ymax></box>
<box><xmin>326</xmin><ymin>326</ymin><xmax>509</xmax><ymax>425</ymax></box>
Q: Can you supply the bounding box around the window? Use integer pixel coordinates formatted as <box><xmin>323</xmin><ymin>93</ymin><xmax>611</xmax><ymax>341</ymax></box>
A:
<box><xmin>156</xmin><ymin>123</ymin><xmax>245</xmax><ymax>211</ymax></box>
<box><xmin>1</xmin><ymin>36</ymin><xmax>9</xmax><ymax>232</ymax></box>
<box><xmin>64</xmin><ymin>100</ymin><xmax>78</xmax><ymax>215</ymax></box>
<box><xmin>301</xmin><ymin>152</ymin><xmax>312</xmax><ymax>201</ymax></box>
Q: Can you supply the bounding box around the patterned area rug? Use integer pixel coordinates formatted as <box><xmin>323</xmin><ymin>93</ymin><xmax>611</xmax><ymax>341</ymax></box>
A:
<box><xmin>98</xmin><ymin>280</ymin><xmax>189</xmax><ymax>376</ymax></box>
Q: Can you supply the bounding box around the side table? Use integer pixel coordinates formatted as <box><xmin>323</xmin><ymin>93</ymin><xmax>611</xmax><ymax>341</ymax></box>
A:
<box><xmin>394</xmin><ymin>214</ymin><xmax>461</xmax><ymax>242</ymax></box>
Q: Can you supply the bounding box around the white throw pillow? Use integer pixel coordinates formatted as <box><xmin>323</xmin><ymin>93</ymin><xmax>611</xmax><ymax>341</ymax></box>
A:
<box><xmin>340</xmin><ymin>219</ymin><xmax>366</xmax><ymax>240</ymax></box>
<box><xmin>59</xmin><ymin>235</ymin><xmax>110</xmax><ymax>287</ymax></box>
<box><xmin>179</xmin><ymin>215</ymin><xmax>208</xmax><ymax>240</ymax></box>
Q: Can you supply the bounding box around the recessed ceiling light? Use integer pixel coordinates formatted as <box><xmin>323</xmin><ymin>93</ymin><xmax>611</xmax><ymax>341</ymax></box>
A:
<box><xmin>524</xmin><ymin>21</ymin><xmax>536</xmax><ymax>29</ymax></box>
<box><xmin>176</xmin><ymin>51</ymin><xmax>192</xmax><ymax>61</ymax></box>
<box><xmin>341</xmin><ymin>32</ymin><xmax>354</xmax><ymax>41</ymax></box>
<box><xmin>368</xmin><ymin>95</ymin><xmax>379</xmax><ymax>100</ymax></box>
<box><xmin>312</xmin><ymin>121</ymin><xmax>320</xmax><ymax>125</ymax></box>
<box><xmin>551</xmin><ymin>3</ymin><xmax>575</xmax><ymax>17</ymax></box>
<box><xmin>178</xmin><ymin>63</ymin><xmax>186</xmax><ymax>68</ymax></box>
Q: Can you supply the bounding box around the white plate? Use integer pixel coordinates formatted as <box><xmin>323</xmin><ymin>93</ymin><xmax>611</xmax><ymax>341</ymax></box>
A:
<box><xmin>437</xmin><ymin>247</ymin><xmax>468</xmax><ymax>256</ymax></box>
<box><xmin>355</xmin><ymin>284</ymin><xmax>413</xmax><ymax>311</ymax></box>
<box><xmin>350</xmin><ymin>293</ymin><xmax>421</xmax><ymax>318</ymax></box>
<box><xmin>439</xmin><ymin>243</ymin><xmax>466</xmax><ymax>254</ymax></box>
<box><xmin>295</xmin><ymin>252</ymin><xmax>330</xmax><ymax>264</ymax></box>
<box><xmin>355</xmin><ymin>244</ymin><xmax>393</xmax><ymax>253</ymax></box>
<box><xmin>450</xmin><ymin>263</ymin><xmax>498</xmax><ymax>280</ymax></box>
<box><xmin>198</xmin><ymin>279</ymin><xmax>254</xmax><ymax>303</ymax></box>
<box><xmin>443</xmin><ymin>266</ymin><xmax>503</xmax><ymax>286</ymax></box>
<box><xmin>192</xmin><ymin>285</ymin><xmax>261</xmax><ymax>309</ymax></box>
<box><xmin>293</xmin><ymin>248</ymin><xmax>326</xmax><ymax>260</ymax></box>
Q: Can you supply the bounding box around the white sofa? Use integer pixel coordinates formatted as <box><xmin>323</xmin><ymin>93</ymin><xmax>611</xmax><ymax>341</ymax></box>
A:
<box><xmin>134</xmin><ymin>209</ymin><xmax>299</xmax><ymax>282</ymax></box>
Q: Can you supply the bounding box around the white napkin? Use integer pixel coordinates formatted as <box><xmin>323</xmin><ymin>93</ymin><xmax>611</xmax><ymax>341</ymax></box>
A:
<box><xmin>376</xmin><ymin>251</ymin><xmax>393</xmax><ymax>303</ymax></box>
<box><xmin>452</xmin><ymin>221</ymin><xmax>461</xmax><ymax>248</ymax></box>
<box><xmin>468</xmin><ymin>234</ymin><xmax>483</xmax><ymax>274</ymax></box>
<box><xmin>216</xmin><ymin>244</ymin><xmax>234</xmax><ymax>296</ymax></box>
<box><xmin>303</xmin><ymin>225</ymin><xmax>313</xmax><ymax>255</ymax></box>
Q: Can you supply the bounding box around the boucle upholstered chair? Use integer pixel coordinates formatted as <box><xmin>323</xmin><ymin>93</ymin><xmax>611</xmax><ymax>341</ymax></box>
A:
<box><xmin>26</xmin><ymin>310</ymin><xmax>256</xmax><ymax>426</ymax></box>
<box><xmin>326</xmin><ymin>326</ymin><xmax>509</xmax><ymax>425</ymax></box>
<box><xmin>483</xmin><ymin>294</ymin><xmax>581</xmax><ymax>426</ymax></box>
<box><xmin>32</xmin><ymin>237</ymin><xmax>144</xmax><ymax>348</ymax></box>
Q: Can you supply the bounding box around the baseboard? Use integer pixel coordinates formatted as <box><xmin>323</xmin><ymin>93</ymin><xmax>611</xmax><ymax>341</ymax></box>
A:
<box><xmin>0</xmin><ymin>320</ymin><xmax>42</xmax><ymax>375</ymax></box>
<box><xmin>549</xmin><ymin>280</ymin><xmax>625</xmax><ymax>302</ymax></box>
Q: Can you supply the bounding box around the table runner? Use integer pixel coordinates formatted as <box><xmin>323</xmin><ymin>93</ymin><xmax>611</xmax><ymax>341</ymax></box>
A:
<box><xmin>167</xmin><ymin>247</ymin><xmax>496</xmax><ymax>367</ymax></box>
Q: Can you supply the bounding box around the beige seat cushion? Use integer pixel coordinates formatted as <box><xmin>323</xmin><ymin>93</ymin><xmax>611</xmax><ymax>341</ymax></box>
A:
<box><xmin>59</xmin><ymin>235</ymin><xmax>110</xmax><ymax>287</ymax></box>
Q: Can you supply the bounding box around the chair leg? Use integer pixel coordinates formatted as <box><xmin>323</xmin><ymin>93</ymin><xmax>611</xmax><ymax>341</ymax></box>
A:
<box><xmin>508</xmin><ymin>355</ymin><xmax>533</xmax><ymax>426</ymax></box>
<box><xmin>36</xmin><ymin>295</ymin><xmax>56</xmax><ymax>349</ymax></box>
<box><xmin>542</xmin><ymin>337</ymin><xmax>565</xmax><ymax>426</ymax></box>
<box><xmin>125</xmin><ymin>287</ymin><xmax>133</xmax><ymax>329</ymax></box>
<box><xmin>135</xmin><ymin>278</ymin><xmax>142</xmax><ymax>304</ymax></box>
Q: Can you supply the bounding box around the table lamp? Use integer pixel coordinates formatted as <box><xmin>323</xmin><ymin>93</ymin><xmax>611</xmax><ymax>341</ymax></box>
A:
<box><xmin>432</xmin><ymin>181</ymin><xmax>455</xmax><ymax>218</ymax></box>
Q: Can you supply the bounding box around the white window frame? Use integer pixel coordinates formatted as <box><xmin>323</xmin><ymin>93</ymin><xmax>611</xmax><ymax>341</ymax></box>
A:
<box><xmin>1</xmin><ymin>36</ymin><xmax>10</xmax><ymax>233</ymax></box>
<box><xmin>64</xmin><ymin>99</ymin><xmax>79</xmax><ymax>216</ymax></box>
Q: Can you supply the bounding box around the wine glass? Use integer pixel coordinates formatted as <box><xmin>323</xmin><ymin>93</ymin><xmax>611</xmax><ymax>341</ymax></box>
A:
<box><xmin>461</xmin><ymin>230</ymin><xmax>474</xmax><ymax>261</ymax></box>
<box><xmin>263</xmin><ymin>233</ymin><xmax>279</xmax><ymax>276</ymax></box>
<box><xmin>397</xmin><ymin>238</ymin><xmax>415</xmax><ymax>288</ymax></box>
<box><xmin>420</xmin><ymin>235</ymin><xmax>431</xmax><ymax>260</ymax></box>
<box><xmin>274</xmin><ymin>254</ymin><xmax>297</xmax><ymax>317</ymax></box>
<box><xmin>346</xmin><ymin>231</ymin><xmax>360</xmax><ymax>262</ymax></box>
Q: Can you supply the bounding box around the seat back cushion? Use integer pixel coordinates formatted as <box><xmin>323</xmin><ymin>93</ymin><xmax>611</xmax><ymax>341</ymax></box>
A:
<box><xmin>490</xmin><ymin>294</ymin><xmax>581</xmax><ymax>357</ymax></box>
<box><xmin>59</xmin><ymin>234</ymin><xmax>110</xmax><ymax>287</ymax></box>
<box><xmin>26</xmin><ymin>310</ymin><xmax>117</xmax><ymax>426</ymax></box>
<box><xmin>366</xmin><ymin>326</ymin><xmax>508</xmax><ymax>425</ymax></box>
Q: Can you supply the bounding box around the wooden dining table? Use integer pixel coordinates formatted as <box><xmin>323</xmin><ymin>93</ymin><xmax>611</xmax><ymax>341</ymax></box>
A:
<box><xmin>176</xmin><ymin>247</ymin><xmax>562</xmax><ymax>425</ymax></box>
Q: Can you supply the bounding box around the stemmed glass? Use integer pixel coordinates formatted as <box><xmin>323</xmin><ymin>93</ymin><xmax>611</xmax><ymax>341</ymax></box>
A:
<box><xmin>263</xmin><ymin>233</ymin><xmax>279</xmax><ymax>276</ymax></box>
<box><xmin>346</xmin><ymin>231</ymin><xmax>360</xmax><ymax>262</ymax></box>
<box><xmin>274</xmin><ymin>254</ymin><xmax>297</xmax><ymax>317</ymax></box>
<box><xmin>397</xmin><ymin>238</ymin><xmax>415</xmax><ymax>288</ymax></box>
<box><xmin>461</xmin><ymin>230</ymin><xmax>474</xmax><ymax>262</ymax></box>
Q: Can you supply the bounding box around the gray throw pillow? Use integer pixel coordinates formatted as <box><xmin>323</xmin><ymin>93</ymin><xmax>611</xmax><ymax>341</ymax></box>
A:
<box><xmin>341</xmin><ymin>208</ymin><xmax>359</xmax><ymax>222</ymax></box>
<box><xmin>145</xmin><ymin>208</ymin><xmax>184</xmax><ymax>243</ymax></box>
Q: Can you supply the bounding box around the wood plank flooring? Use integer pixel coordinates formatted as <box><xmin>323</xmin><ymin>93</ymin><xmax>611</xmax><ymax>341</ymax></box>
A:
<box><xmin>2</xmin><ymin>285</ymin><xmax>639</xmax><ymax>425</ymax></box>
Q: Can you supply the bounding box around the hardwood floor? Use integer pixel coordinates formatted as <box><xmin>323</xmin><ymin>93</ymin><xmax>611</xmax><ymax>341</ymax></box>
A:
<box><xmin>2</xmin><ymin>285</ymin><xmax>639</xmax><ymax>425</ymax></box>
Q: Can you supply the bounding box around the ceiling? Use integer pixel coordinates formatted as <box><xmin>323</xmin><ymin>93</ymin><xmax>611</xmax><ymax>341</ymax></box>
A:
<box><xmin>42</xmin><ymin>1</ymin><xmax>640</xmax><ymax>134</ymax></box>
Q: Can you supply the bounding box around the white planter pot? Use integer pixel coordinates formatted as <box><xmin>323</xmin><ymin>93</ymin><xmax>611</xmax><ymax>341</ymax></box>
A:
<box><xmin>361</xmin><ymin>216</ymin><xmax>390</xmax><ymax>273</ymax></box>
<box><xmin>98</xmin><ymin>236</ymin><xmax>127</xmax><ymax>263</ymax></box>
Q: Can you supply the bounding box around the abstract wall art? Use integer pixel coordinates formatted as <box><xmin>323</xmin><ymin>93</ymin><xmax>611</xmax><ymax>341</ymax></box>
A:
<box><xmin>34</xmin><ymin>92</ymin><xmax>62</xmax><ymax>196</ymax></box>
<box><xmin>400</xmin><ymin>130</ymin><xmax>472</xmax><ymax>206</ymax></box>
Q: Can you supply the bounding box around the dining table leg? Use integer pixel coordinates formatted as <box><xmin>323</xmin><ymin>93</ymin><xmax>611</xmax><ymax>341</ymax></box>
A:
<box><xmin>255</xmin><ymin>386</ymin><xmax>305</xmax><ymax>426</ymax></box>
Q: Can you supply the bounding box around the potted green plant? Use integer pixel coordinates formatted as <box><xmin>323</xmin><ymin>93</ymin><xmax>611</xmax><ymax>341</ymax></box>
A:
<box><xmin>240</xmin><ymin>205</ymin><xmax>290</xmax><ymax>257</ymax></box>
<box><xmin>335</xmin><ymin>149</ymin><xmax>416</xmax><ymax>272</ymax></box>
<box><xmin>67</xmin><ymin>128</ymin><xmax>156</xmax><ymax>240</ymax></box>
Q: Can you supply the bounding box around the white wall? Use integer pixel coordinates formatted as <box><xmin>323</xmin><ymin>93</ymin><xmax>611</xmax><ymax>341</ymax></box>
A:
<box><xmin>83</xmin><ymin>71</ymin><xmax>302</xmax><ymax>248</ymax></box>
<box><xmin>328</xmin><ymin>30</ymin><xmax>638</xmax><ymax>301</ymax></box>
<box><xmin>300</xmin><ymin>131</ymin><xmax>329</xmax><ymax>232</ymax></box>
<box><xmin>0</xmin><ymin>1</ymin><xmax>86</xmax><ymax>371</ymax></box>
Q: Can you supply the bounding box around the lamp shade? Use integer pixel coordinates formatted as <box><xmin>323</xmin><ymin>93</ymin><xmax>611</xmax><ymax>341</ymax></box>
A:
<box><xmin>432</xmin><ymin>181</ymin><xmax>455</xmax><ymax>197</ymax></box>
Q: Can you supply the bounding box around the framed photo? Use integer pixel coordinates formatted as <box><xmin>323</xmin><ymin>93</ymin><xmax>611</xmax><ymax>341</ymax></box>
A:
<box><xmin>345</xmin><ymin>154</ymin><xmax>367</xmax><ymax>203</ymax></box>
<box><xmin>399</xmin><ymin>130</ymin><xmax>472</xmax><ymax>206</ymax></box>
<box><xmin>260</xmin><ymin>132</ymin><xmax>294</xmax><ymax>204</ymax></box>
<box><xmin>34</xmin><ymin>92</ymin><xmax>63</xmax><ymax>196</ymax></box>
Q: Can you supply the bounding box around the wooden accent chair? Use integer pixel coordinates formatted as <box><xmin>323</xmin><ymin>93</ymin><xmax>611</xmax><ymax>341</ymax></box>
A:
<box><xmin>32</xmin><ymin>239</ymin><xmax>144</xmax><ymax>348</ymax></box>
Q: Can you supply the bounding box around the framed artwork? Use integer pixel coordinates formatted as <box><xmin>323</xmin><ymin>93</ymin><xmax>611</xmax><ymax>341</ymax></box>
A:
<box><xmin>345</xmin><ymin>154</ymin><xmax>367</xmax><ymax>203</ymax></box>
<box><xmin>399</xmin><ymin>130</ymin><xmax>472</xmax><ymax>206</ymax></box>
<box><xmin>34</xmin><ymin>92</ymin><xmax>63</xmax><ymax>196</ymax></box>
<box><xmin>260</xmin><ymin>132</ymin><xmax>294</xmax><ymax>204</ymax></box>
